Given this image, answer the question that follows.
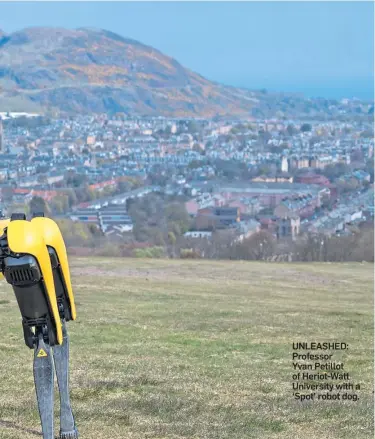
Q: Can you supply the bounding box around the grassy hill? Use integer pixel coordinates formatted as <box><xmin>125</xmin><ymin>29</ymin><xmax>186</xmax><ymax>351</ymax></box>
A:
<box><xmin>0</xmin><ymin>258</ymin><xmax>373</xmax><ymax>439</ymax></box>
<box><xmin>0</xmin><ymin>27</ymin><xmax>261</xmax><ymax>117</ymax></box>
<box><xmin>0</xmin><ymin>27</ymin><xmax>365</xmax><ymax>118</ymax></box>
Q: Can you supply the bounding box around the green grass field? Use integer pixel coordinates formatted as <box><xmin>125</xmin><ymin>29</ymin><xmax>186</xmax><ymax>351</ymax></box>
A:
<box><xmin>0</xmin><ymin>258</ymin><xmax>373</xmax><ymax>439</ymax></box>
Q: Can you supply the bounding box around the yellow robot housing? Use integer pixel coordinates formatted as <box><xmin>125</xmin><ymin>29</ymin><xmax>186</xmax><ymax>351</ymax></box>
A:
<box><xmin>0</xmin><ymin>217</ymin><xmax>63</xmax><ymax>347</ymax></box>
<box><xmin>0</xmin><ymin>218</ymin><xmax>10</xmax><ymax>281</ymax></box>
<box><xmin>31</xmin><ymin>215</ymin><xmax>77</xmax><ymax>322</ymax></box>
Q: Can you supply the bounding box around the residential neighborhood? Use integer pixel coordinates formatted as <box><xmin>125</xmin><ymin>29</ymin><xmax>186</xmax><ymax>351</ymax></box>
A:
<box><xmin>0</xmin><ymin>109</ymin><xmax>373</xmax><ymax>259</ymax></box>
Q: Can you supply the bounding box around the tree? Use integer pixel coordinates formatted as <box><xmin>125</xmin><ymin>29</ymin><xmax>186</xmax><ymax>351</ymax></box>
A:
<box><xmin>87</xmin><ymin>223</ymin><xmax>103</xmax><ymax>237</ymax></box>
<box><xmin>258</xmin><ymin>164</ymin><xmax>274</xmax><ymax>176</ymax></box>
<box><xmin>214</xmin><ymin>159</ymin><xmax>250</xmax><ymax>180</ymax></box>
<box><xmin>364</xmin><ymin>159</ymin><xmax>374</xmax><ymax>183</ymax></box>
<box><xmin>74</xmin><ymin>184</ymin><xmax>96</xmax><ymax>203</ymax></box>
<box><xmin>1</xmin><ymin>187</ymin><xmax>13</xmax><ymax>203</ymax></box>
<box><xmin>37</xmin><ymin>174</ymin><xmax>48</xmax><ymax>185</ymax></box>
<box><xmin>350</xmin><ymin>149</ymin><xmax>364</xmax><ymax>163</ymax></box>
<box><xmin>117</xmin><ymin>181</ymin><xmax>131</xmax><ymax>193</ymax></box>
<box><xmin>269</xmin><ymin>145</ymin><xmax>282</xmax><ymax>154</ymax></box>
<box><xmin>321</xmin><ymin>163</ymin><xmax>350</xmax><ymax>181</ymax></box>
<box><xmin>300</xmin><ymin>123</ymin><xmax>312</xmax><ymax>132</ymax></box>
<box><xmin>235</xmin><ymin>231</ymin><xmax>276</xmax><ymax>260</ymax></box>
<box><xmin>55</xmin><ymin>219</ymin><xmax>94</xmax><ymax>247</ymax></box>
<box><xmin>168</xmin><ymin>231</ymin><xmax>176</xmax><ymax>246</ymax></box>
<box><xmin>148</xmin><ymin>171</ymin><xmax>168</xmax><ymax>187</ymax></box>
<box><xmin>187</xmin><ymin>120</ymin><xmax>198</xmax><ymax>133</ymax></box>
<box><xmin>336</xmin><ymin>178</ymin><xmax>359</xmax><ymax>194</ymax></box>
<box><xmin>293</xmin><ymin>229</ymin><xmax>374</xmax><ymax>263</ymax></box>
<box><xmin>128</xmin><ymin>194</ymin><xmax>191</xmax><ymax>246</ymax></box>
<box><xmin>188</xmin><ymin>160</ymin><xmax>204</xmax><ymax>170</ymax></box>
<box><xmin>258</xmin><ymin>129</ymin><xmax>272</xmax><ymax>144</ymax></box>
<box><xmin>360</xmin><ymin>129</ymin><xmax>374</xmax><ymax>138</ymax></box>
<box><xmin>7</xmin><ymin>203</ymin><xmax>28</xmax><ymax>217</ymax></box>
<box><xmin>66</xmin><ymin>189</ymin><xmax>78</xmax><ymax>208</ymax></box>
<box><xmin>293</xmin><ymin>234</ymin><xmax>327</xmax><ymax>262</ymax></box>
<box><xmin>50</xmin><ymin>195</ymin><xmax>70</xmax><ymax>214</ymax></box>
<box><xmin>29</xmin><ymin>196</ymin><xmax>50</xmax><ymax>215</ymax></box>
<box><xmin>66</xmin><ymin>172</ymin><xmax>88</xmax><ymax>188</ymax></box>
<box><xmin>286</xmin><ymin>124</ymin><xmax>298</xmax><ymax>136</ymax></box>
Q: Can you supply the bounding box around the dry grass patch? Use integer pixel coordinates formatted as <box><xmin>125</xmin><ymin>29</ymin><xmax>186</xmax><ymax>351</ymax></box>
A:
<box><xmin>0</xmin><ymin>258</ymin><xmax>373</xmax><ymax>438</ymax></box>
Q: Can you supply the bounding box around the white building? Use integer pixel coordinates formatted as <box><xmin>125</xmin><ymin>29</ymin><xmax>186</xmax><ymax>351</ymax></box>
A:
<box><xmin>281</xmin><ymin>156</ymin><xmax>289</xmax><ymax>173</ymax></box>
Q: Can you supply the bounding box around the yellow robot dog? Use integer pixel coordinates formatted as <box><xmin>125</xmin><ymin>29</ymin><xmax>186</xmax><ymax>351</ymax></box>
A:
<box><xmin>0</xmin><ymin>212</ymin><xmax>78</xmax><ymax>439</ymax></box>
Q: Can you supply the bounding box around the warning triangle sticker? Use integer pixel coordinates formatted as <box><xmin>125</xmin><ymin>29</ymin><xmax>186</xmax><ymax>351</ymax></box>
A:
<box><xmin>37</xmin><ymin>348</ymin><xmax>48</xmax><ymax>358</ymax></box>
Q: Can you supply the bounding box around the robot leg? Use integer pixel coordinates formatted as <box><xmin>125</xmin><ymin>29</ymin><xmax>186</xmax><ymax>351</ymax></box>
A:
<box><xmin>31</xmin><ymin>214</ymin><xmax>78</xmax><ymax>438</ymax></box>
<box><xmin>33</xmin><ymin>328</ymin><xmax>55</xmax><ymax>439</ymax></box>
<box><xmin>53</xmin><ymin>322</ymin><xmax>79</xmax><ymax>438</ymax></box>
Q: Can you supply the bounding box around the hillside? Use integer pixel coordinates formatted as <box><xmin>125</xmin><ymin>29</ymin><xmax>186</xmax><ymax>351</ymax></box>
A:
<box><xmin>0</xmin><ymin>27</ymin><xmax>262</xmax><ymax>117</ymax></box>
<box><xmin>0</xmin><ymin>27</ymin><xmax>356</xmax><ymax>118</ymax></box>
<box><xmin>0</xmin><ymin>258</ymin><xmax>373</xmax><ymax>438</ymax></box>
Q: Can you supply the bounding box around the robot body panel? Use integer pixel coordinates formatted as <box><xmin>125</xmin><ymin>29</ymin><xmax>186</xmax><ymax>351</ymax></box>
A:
<box><xmin>0</xmin><ymin>218</ymin><xmax>10</xmax><ymax>236</ymax></box>
<box><xmin>6</xmin><ymin>220</ymin><xmax>63</xmax><ymax>346</ymax></box>
<box><xmin>4</xmin><ymin>255</ymin><xmax>48</xmax><ymax>318</ymax></box>
<box><xmin>31</xmin><ymin>217</ymin><xmax>77</xmax><ymax>321</ymax></box>
<box><xmin>0</xmin><ymin>219</ymin><xmax>10</xmax><ymax>280</ymax></box>
<box><xmin>48</xmin><ymin>247</ymin><xmax>72</xmax><ymax>321</ymax></box>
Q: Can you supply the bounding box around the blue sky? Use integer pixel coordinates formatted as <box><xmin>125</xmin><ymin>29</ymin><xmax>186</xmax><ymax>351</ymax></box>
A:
<box><xmin>0</xmin><ymin>1</ymin><xmax>373</xmax><ymax>100</ymax></box>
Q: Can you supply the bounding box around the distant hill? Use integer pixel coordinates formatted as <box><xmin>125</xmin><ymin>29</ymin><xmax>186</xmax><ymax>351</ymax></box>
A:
<box><xmin>0</xmin><ymin>27</ymin><xmax>365</xmax><ymax>118</ymax></box>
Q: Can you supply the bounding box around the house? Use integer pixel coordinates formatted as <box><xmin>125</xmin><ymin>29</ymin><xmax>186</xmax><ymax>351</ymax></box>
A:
<box><xmin>211</xmin><ymin>182</ymin><xmax>323</xmax><ymax>209</ymax></box>
<box><xmin>252</xmin><ymin>173</ymin><xmax>293</xmax><ymax>183</ymax></box>
<box><xmin>89</xmin><ymin>179</ymin><xmax>117</xmax><ymax>192</ymax></box>
<box><xmin>344</xmin><ymin>209</ymin><xmax>363</xmax><ymax>224</ymax></box>
<box><xmin>105</xmin><ymin>225</ymin><xmax>132</xmax><ymax>240</ymax></box>
<box><xmin>184</xmin><ymin>231</ymin><xmax>212</xmax><ymax>239</ymax></box>
<box><xmin>46</xmin><ymin>172</ymin><xmax>64</xmax><ymax>185</ymax></box>
<box><xmin>232</xmin><ymin>219</ymin><xmax>261</xmax><ymax>242</ymax></box>
<box><xmin>70</xmin><ymin>208</ymin><xmax>100</xmax><ymax>225</ymax></box>
<box><xmin>274</xmin><ymin>193</ymin><xmax>319</xmax><ymax>219</ymax></box>
<box><xmin>228</xmin><ymin>197</ymin><xmax>261</xmax><ymax>216</ymax></box>
<box><xmin>257</xmin><ymin>215</ymin><xmax>278</xmax><ymax>236</ymax></box>
<box><xmin>276</xmin><ymin>216</ymin><xmax>300</xmax><ymax>240</ymax></box>
<box><xmin>70</xmin><ymin>204</ymin><xmax>133</xmax><ymax>235</ymax></box>
<box><xmin>86</xmin><ymin>135</ymin><xmax>96</xmax><ymax>145</ymax></box>
<box><xmin>212</xmin><ymin>194</ymin><xmax>226</xmax><ymax>207</ymax></box>
<box><xmin>296</xmin><ymin>173</ymin><xmax>330</xmax><ymax>187</ymax></box>
<box><xmin>310</xmin><ymin>156</ymin><xmax>334</xmax><ymax>169</ymax></box>
<box><xmin>185</xmin><ymin>199</ymin><xmax>200</xmax><ymax>217</ymax></box>
<box><xmin>352</xmin><ymin>170</ymin><xmax>371</xmax><ymax>184</ymax></box>
<box><xmin>290</xmin><ymin>157</ymin><xmax>310</xmax><ymax>169</ymax></box>
<box><xmin>98</xmin><ymin>204</ymin><xmax>133</xmax><ymax>233</ymax></box>
<box><xmin>196</xmin><ymin>206</ymin><xmax>240</xmax><ymax>230</ymax></box>
<box><xmin>184</xmin><ymin>192</ymin><xmax>215</xmax><ymax>217</ymax></box>
<box><xmin>0</xmin><ymin>168</ymin><xmax>8</xmax><ymax>181</ymax></box>
<box><xmin>12</xmin><ymin>188</ymin><xmax>34</xmax><ymax>204</ymax></box>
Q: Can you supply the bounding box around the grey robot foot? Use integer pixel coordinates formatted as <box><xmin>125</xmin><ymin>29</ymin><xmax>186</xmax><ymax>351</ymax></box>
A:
<box><xmin>60</xmin><ymin>428</ymin><xmax>79</xmax><ymax>439</ymax></box>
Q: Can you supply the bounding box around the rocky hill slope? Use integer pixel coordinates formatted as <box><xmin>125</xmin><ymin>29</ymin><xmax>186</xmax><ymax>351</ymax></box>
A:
<box><xmin>0</xmin><ymin>27</ymin><xmax>367</xmax><ymax>118</ymax></box>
